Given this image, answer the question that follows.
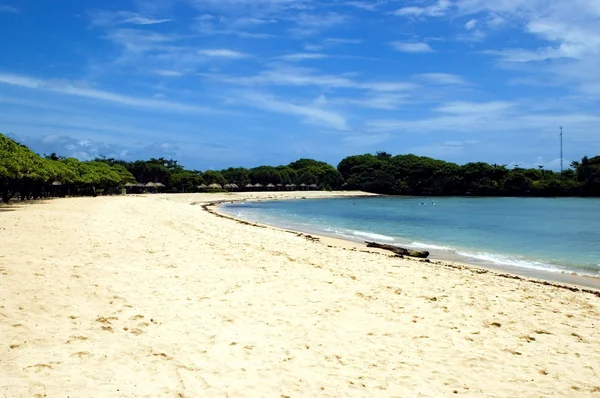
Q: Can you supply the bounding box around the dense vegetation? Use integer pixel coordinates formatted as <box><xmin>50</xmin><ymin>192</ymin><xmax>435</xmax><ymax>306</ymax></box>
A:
<box><xmin>338</xmin><ymin>152</ymin><xmax>600</xmax><ymax>197</ymax></box>
<box><xmin>2</xmin><ymin>132</ymin><xmax>599</xmax><ymax>203</ymax></box>
<box><xmin>0</xmin><ymin>133</ymin><xmax>343</xmax><ymax>202</ymax></box>
<box><xmin>1</xmin><ymin>134</ymin><xmax>136</xmax><ymax>203</ymax></box>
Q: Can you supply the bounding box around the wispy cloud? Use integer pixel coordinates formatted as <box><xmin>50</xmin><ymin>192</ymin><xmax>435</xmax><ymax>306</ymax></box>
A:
<box><xmin>153</xmin><ymin>70</ymin><xmax>184</xmax><ymax>77</ymax></box>
<box><xmin>235</xmin><ymin>91</ymin><xmax>348</xmax><ymax>130</ymax></box>
<box><xmin>203</xmin><ymin>65</ymin><xmax>416</xmax><ymax>92</ymax></box>
<box><xmin>198</xmin><ymin>49</ymin><xmax>250</xmax><ymax>58</ymax></box>
<box><xmin>89</xmin><ymin>10</ymin><xmax>171</xmax><ymax>26</ymax></box>
<box><xmin>0</xmin><ymin>72</ymin><xmax>213</xmax><ymax>114</ymax></box>
<box><xmin>366</xmin><ymin>100</ymin><xmax>600</xmax><ymax>145</ymax></box>
<box><xmin>289</xmin><ymin>13</ymin><xmax>349</xmax><ymax>37</ymax></box>
<box><xmin>343</xmin><ymin>1</ymin><xmax>379</xmax><ymax>11</ymax></box>
<box><xmin>324</xmin><ymin>38</ymin><xmax>363</xmax><ymax>45</ymax></box>
<box><xmin>0</xmin><ymin>5</ymin><xmax>18</xmax><ymax>13</ymax></box>
<box><xmin>393</xmin><ymin>1</ymin><xmax>452</xmax><ymax>18</ymax></box>
<box><xmin>330</xmin><ymin>93</ymin><xmax>411</xmax><ymax>110</ymax></box>
<box><xmin>194</xmin><ymin>14</ymin><xmax>276</xmax><ymax>39</ymax></box>
<box><xmin>390</xmin><ymin>42</ymin><xmax>435</xmax><ymax>53</ymax></box>
<box><xmin>278</xmin><ymin>53</ymin><xmax>328</xmax><ymax>61</ymax></box>
<box><xmin>414</xmin><ymin>73</ymin><xmax>467</xmax><ymax>85</ymax></box>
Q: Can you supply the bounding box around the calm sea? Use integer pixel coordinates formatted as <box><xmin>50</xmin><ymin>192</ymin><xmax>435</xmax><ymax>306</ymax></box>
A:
<box><xmin>221</xmin><ymin>197</ymin><xmax>600</xmax><ymax>277</ymax></box>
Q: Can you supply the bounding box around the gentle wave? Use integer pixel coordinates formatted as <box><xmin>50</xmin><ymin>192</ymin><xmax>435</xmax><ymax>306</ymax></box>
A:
<box><xmin>410</xmin><ymin>241</ymin><xmax>454</xmax><ymax>251</ymax></box>
<box><xmin>351</xmin><ymin>230</ymin><xmax>395</xmax><ymax>242</ymax></box>
<box><xmin>455</xmin><ymin>250</ymin><xmax>566</xmax><ymax>274</ymax></box>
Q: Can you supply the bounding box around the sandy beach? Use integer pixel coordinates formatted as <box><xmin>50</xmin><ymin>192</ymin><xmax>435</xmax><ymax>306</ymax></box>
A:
<box><xmin>1</xmin><ymin>192</ymin><xmax>599</xmax><ymax>397</ymax></box>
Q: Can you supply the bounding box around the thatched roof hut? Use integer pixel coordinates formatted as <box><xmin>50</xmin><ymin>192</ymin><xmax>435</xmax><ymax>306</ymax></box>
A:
<box><xmin>145</xmin><ymin>182</ymin><xmax>156</xmax><ymax>187</ymax></box>
<box><xmin>208</xmin><ymin>183</ymin><xmax>222</xmax><ymax>189</ymax></box>
<box><xmin>229</xmin><ymin>183</ymin><xmax>239</xmax><ymax>189</ymax></box>
<box><xmin>198</xmin><ymin>184</ymin><xmax>207</xmax><ymax>189</ymax></box>
<box><xmin>52</xmin><ymin>181</ymin><xmax>62</xmax><ymax>186</ymax></box>
<box><xmin>155</xmin><ymin>182</ymin><xmax>165</xmax><ymax>188</ymax></box>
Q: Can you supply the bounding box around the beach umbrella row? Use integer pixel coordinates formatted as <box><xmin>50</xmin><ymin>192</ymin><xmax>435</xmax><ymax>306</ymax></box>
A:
<box><xmin>144</xmin><ymin>182</ymin><xmax>165</xmax><ymax>188</ymax></box>
<box><xmin>195</xmin><ymin>182</ymin><xmax>320</xmax><ymax>191</ymax></box>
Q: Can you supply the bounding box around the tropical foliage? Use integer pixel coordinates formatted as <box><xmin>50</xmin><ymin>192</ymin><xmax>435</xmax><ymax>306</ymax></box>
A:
<box><xmin>1</xmin><ymin>134</ymin><xmax>136</xmax><ymax>203</ymax></box>
<box><xmin>3</xmin><ymin>132</ymin><xmax>598</xmax><ymax>202</ymax></box>
<box><xmin>338</xmin><ymin>152</ymin><xmax>600</xmax><ymax>196</ymax></box>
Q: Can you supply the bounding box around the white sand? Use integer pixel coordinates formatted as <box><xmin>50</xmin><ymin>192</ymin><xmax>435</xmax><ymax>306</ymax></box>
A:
<box><xmin>1</xmin><ymin>192</ymin><xmax>599</xmax><ymax>397</ymax></box>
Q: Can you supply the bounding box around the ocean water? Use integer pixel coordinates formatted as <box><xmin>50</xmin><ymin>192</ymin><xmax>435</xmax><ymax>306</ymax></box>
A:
<box><xmin>220</xmin><ymin>196</ymin><xmax>600</xmax><ymax>277</ymax></box>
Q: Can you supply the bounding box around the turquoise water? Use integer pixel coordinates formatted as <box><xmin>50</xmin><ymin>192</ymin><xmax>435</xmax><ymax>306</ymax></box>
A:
<box><xmin>221</xmin><ymin>197</ymin><xmax>600</xmax><ymax>277</ymax></box>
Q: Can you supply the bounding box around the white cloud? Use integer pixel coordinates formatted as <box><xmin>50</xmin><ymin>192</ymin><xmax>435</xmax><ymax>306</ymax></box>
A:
<box><xmin>464</xmin><ymin>19</ymin><xmax>477</xmax><ymax>30</ymax></box>
<box><xmin>435</xmin><ymin>101</ymin><xmax>514</xmax><ymax>115</ymax></box>
<box><xmin>198</xmin><ymin>49</ymin><xmax>250</xmax><ymax>58</ymax></box>
<box><xmin>365</xmin><ymin>100</ymin><xmax>600</xmax><ymax>147</ymax></box>
<box><xmin>236</xmin><ymin>91</ymin><xmax>348</xmax><ymax>130</ymax></box>
<box><xmin>390</xmin><ymin>42</ymin><xmax>435</xmax><ymax>53</ymax></box>
<box><xmin>393</xmin><ymin>6</ymin><xmax>425</xmax><ymax>17</ymax></box>
<box><xmin>0</xmin><ymin>73</ymin><xmax>213</xmax><ymax>114</ymax></box>
<box><xmin>393</xmin><ymin>0</ymin><xmax>600</xmax><ymax>98</ymax></box>
<box><xmin>393</xmin><ymin>1</ymin><xmax>452</xmax><ymax>18</ymax></box>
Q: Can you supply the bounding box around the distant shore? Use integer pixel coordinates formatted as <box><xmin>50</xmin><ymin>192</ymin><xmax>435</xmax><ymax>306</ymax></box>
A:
<box><xmin>1</xmin><ymin>192</ymin><xmax>599</xmax><ymax>396</ymax></box>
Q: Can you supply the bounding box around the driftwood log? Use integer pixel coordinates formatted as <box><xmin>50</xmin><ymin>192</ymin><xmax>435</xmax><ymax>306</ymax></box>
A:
<box><xmin>365</xmin><ymin>241</ymin><xmax>430</xmax><ymax>259</ymax></box>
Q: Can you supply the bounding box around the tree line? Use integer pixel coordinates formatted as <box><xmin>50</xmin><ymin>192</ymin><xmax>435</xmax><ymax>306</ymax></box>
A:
<box><xmin>0</xmin><ymin>133</ymin><xmax>343</xmax><ymax>203</ymax></box>
<box><xmin>2</xmin><ymin>132</ymin><xmax>599</xmax><ymax>203</ymax></box>
<box><xmin>338</xmin><ymin>152</ymin><xmax>600</xmax><ymax>197</ymax></box>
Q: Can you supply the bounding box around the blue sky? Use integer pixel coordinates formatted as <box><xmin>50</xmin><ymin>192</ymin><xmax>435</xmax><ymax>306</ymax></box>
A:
<box><xmin>1</xmin><ymin>0</ymin><xmax>599</xmax><ymax>170</ymax></box>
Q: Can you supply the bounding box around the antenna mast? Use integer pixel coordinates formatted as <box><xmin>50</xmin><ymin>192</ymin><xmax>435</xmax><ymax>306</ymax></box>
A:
<box><xmin>560</xmin><ymin>126</ymin><xmax>563</xmax><ymax>174</ymax></box>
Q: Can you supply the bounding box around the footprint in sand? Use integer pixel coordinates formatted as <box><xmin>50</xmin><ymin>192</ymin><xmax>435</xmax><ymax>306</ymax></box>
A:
<box><xmin>66</xmin><ymin>335</ymin><xmax>88</xmax><ymax>344</ymax></box>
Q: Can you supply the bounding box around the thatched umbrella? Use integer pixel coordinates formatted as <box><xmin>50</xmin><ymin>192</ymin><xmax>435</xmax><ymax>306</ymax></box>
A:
<box><xmin>229</xmin><ymin>183</ymin><xmax>239</xmax><ymax>189</ymax></box>
<box><xmin>208</xmin><ymin>183</ymin><xmax>222</xmax><ymax>189</ymax></box>
<box><xmin>244</xmin><ymin>183</ymin><xmax>254</xmax><ymax>191</ymax></box>
<box><xmin>145</xmin><ymin>182</ymin><xmax>156</xmax><ymax>188</ymax></box>
<box><xmin>276</xmin><ymin>183</ymin><xmax>283</xmax><ymax>191</ymax></box>
<box><xmin>309</xmin><ymin>184</ymin><xmax>318</xmax><ymax>190</ymax></box>
<box><xmin>155</xmin><ymin>182</ymin><xmax>165</xmax><ymax>188</ymax></box>
<box><xmin>136</xmin><ymin>183</ymin><xmax>145</xmax><ymax>188</ymax></box>
<box><xmin>52</xmin><ymin>181</ymin><xmax>62</xmax><ymax>186</ymax></box>
<box><xmin>224</xmin><ymin>184</ymin><xmax>232</xmax><ymax>189</ymax></box>
<box><xmin>198</xmin><ymin>184</ymin><xmax>207</xmax><ymax>190</ymax></box>
<box><xmin>266</xmin><ymin>183</ymin><xmax>275</xmax><ymax>190</ymax></box>
<box><xmin>124</xmin><ymin>183</ymin><xmax>136</xmax><ymax>187</ymax></box>
<box><xmin>289</xmin><ymin>183</ymin><xmax>297</xmax><ymax>191</ymax></box>
<box><xmin>254</xmin><ymin>183</ymin><xmax>263</xmax><ymax>190</ymax></box>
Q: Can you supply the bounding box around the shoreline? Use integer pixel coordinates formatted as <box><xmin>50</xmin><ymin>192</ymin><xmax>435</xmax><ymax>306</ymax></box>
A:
<box><xmin>209</xmin><ymin>195</ymin><xmax>600</xmax><ymax>294</ymax></box>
